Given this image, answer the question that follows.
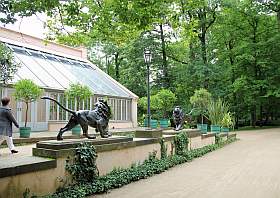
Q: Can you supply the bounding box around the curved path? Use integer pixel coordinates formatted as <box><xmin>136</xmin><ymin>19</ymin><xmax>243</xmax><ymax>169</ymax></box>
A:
<box><xmin>93</xmin><ymin>128</ymin><xmax>280</xmax><ymax>198</ymax></box>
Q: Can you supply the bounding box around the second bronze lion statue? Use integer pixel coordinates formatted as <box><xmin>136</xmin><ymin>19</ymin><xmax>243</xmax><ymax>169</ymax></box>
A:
<box><xmin>41</xmin><ymin>96</ymin><xmax>111</xmax><ymax>140</ymax></box>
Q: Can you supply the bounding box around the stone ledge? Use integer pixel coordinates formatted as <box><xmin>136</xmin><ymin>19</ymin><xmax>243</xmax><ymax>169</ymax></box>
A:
<box><xmin>0</xmin><ymin>156</ymin><xmax>56</xmax><ymax>178</ymax></box>
<box><xmin>228</xmin><ymin>133</ymin><xmax>237</xmax><ymax>139</ymax></box>
<box><xmin>135</xmin><ymin>129</ymin><xmax>163</xmax><ymax>138</ymax></box>
<box><xmin>201</xmin><ymin>133</ymin><xmax>216</xmax><ymax>139</ymax></box>
<box><xmin>13</xmin><ymin>135</ymin><xmax>81</xmax><ymax>144</ymax></box>
<box><xmin>162</xmin><ymin>129</ymin><xmax>200</xmax><ymax>136</ymax></box>
<box><xmin>36</xmin><ymin>136</ymin><xmax>133</xmax><ymax>150</ymax></box>
<box><xmin>33</xmin><ymin>136</ymin><xmax>175</xmax><ymax>159</ymax></box>
<box><xmin>216</xmin><ymin>133</ymin><xmax>228</xmax><ymax>137</ymax></box>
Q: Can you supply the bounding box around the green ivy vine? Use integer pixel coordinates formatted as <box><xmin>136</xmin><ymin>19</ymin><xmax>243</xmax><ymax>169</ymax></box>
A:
<box><xmin>174</xmin><ymin>132</ymin><xmax>189</xmax><ymax>155</ymax></box>
<box><xmin>42</xmin><ymin>136</ymin><xmax>237</xmax><ymax>198</ymax></box>
<box><xmin>160</xmin><ymin>138</ymin><xmax>167</xmax><ymax>159</ymax></box>
<box><xmin>65</xmin><ymin>142</ymin><xmax>99</xmax><ymax>183</ymax></box>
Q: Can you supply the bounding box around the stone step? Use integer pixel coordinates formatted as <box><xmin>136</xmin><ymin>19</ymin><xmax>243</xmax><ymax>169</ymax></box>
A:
<box><xmin>0</xmin><ymin>156</ymin><xmax>56</xmax><ymax>178</ymax></box>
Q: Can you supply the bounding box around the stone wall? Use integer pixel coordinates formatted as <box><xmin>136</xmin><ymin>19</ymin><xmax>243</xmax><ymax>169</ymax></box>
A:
<box><xmin>0</xmin><ymin>132</ymin><xmax>220</xmax><ymax>197</ymax></box>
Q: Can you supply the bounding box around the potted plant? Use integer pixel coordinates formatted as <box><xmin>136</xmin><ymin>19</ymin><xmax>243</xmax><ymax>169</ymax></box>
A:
<box><xmin>190</xmin><ymin>88</ymin><xmax>211</xmax><ymax>133</ymax></box>
<box><xmin>156</xmin><ymin>89</ymin><xmax>177</xmax><ymax>128</ymax></box>
<box><xmin>207</xmin><ymin>98</ymin><xmax>229</xmax><ymax>133</ymax></box>
<box><xmin>14</xmin><ymin>79</ymin><xmax>42</xmax><ymax>138</ymax></box>
<box><xmin>221</xmin><ymin>112</ymin><xmax>234</xmax><ymax>132</ymax></box>
<box><xmin>65</xmin><ymin>83</ymin><xmax>93</xmax><ymax>135</ymax></box>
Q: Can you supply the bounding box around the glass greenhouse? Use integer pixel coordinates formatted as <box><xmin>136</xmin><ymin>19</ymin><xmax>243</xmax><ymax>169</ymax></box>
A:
<box><xmin>0</xmin><ymin>28</ymin><xmax>138</xmax><ymax>131</ymax></box>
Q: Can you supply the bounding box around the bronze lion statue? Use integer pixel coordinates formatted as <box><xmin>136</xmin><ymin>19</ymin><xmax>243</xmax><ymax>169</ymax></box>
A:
<box><xmin>41</xmin><ymin>96</ymin><xmax>111</xmax><ymax>140</ymax></box>
<box><xmin>173</xmin><ymin>106</ymin><xmax>185</xmax><ymax>131</ymax></box>
<box><xmin>173</xmin><ymin>107</ymin><xmax>195</xmax><ymax>131</ymax></box>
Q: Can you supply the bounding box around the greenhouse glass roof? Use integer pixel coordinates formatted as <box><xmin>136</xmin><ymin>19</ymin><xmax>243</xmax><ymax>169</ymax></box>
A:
<box><xmin>7</xmin><ymin>44</ymin><xmax>133</xmax><ymax>98</ymax></box>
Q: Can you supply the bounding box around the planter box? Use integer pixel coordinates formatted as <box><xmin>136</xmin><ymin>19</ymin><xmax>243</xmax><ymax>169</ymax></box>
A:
<box><xmin>19</xmin><ymin>127</ymin><xmax>31</xmax><ymax>138</ymax></box>
<box><xmin>71</xmin><ymin>125</ymin><xmax>81</xmax><ymax>136</ymax></box>
<box><xmin>159</xmin><ymin>119</ymin><xmax>169</xmax><ymax>128</ymax></box>
<box><xmin>221</xmin><ymin>127</ymin><xmax>230</xmax><ymax>133</ymax></box>
<box><xmin>144</xmin><ymin>119</ymin><xmax>158</xmax><ymax>129</ymax></box>
<box><xmin>210</xmin><ymin>125</ymin><xmax>221</xmax><ymax>133</ymax></box>
<box><xmin>197</xmin><ymin>124</ymin><xmax>208</xmax><ymax>133</ymax></box>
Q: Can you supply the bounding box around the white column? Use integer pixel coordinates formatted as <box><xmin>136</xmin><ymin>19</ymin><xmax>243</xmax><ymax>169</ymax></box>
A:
<box><xmin>131</xmin><ymin>98</ymin><xmax>138</xmax><ymax>127</ymax></box>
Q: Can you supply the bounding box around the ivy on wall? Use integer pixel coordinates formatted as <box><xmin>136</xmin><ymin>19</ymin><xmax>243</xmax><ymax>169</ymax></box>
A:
<box><xmin>41</xmin><ymin>134</ymin><xmax>236</xmax><ymax>198</ymax></box>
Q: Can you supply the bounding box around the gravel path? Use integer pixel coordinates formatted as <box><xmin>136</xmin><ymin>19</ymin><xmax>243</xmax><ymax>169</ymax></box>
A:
<box><xmin>93</xmin><ymin>128</ymin><xmax>280</xmax><ymax>198</ymax></box>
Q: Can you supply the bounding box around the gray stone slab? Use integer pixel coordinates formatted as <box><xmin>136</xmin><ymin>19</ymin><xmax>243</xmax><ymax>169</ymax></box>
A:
<box><xmin>0</xmin><ymin>156</ymin><xmax>56</xmax><ymax>178</ymax></box>
<box><xmin>135</xmin><ymin>129</ymin><xmax>163</xmax><ymax>138</ymax></box>
<box><xmin>36</xmin><ymin>136</ymin><xmax>133</xmax><ymax>150</ymax></box>
<box><xmin>201</xmin><ymin>133</ymin><xmax>216</xmax><ymax>139</ymax></box>
<box><xmin>163</xmin><ymin>129</ymin><xmax>201</xmax><ymax>136</ymax></box>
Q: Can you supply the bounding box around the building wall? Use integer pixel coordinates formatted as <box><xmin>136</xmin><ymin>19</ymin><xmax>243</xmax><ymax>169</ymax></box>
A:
<box><xmin>0</xmin><ymin>27</ymin><xmax>86</xmax><ymax>59</ymax></box>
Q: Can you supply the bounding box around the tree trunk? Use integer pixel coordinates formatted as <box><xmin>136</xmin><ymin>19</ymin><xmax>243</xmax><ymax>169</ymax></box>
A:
<box><xmin>106</xmin><ymin>55</ymin><xmax>110</xmax><ymax>75</ymax></box>
<box><xmin>200</xmin><ymin>32</ymin><xmax>207</xmax><ymax>65</ymax></box>
<box><xmin>25</xmin><ymin>102</ymin><xmax>28</xmax><ymax>128</ymax></box>
<box><xmin>159</xmin><ymin>24</ymin><xmax>168</xmax><ymax>88</ymax></box>
<box><xmin>189</xmin><ymin>41</ymin><xmax>195</xmax><ymax>61</ymax></box>
<box><xmin>114</xmin><ymin>52</ymin><xmax>120</xmax><ymax>81</ymax></box>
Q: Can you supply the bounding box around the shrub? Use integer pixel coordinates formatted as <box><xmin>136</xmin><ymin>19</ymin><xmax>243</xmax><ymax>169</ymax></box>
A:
<box><xmin>207</xmin><ymin>98</ymin><xmax>229</xmax><ymax>126</ymax></box>
<box><xmin>65</xmin><ymin>83</ymin><xmax>92</xmax><ymax>110</ymax></box>
<box><xmin>190</xmin><ymin>88</ymin><xmax>212</xmax><ymax>124</ymax></box>
<box><xmin>14</xmin><ymin>79</ymin><xmax>42</xmax><ymax>127</ymax></box>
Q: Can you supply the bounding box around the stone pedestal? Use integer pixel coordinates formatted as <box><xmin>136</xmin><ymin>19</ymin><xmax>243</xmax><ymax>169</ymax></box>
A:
<box><xmin>36</xmin><ymin>136</ymin><xmax>133</xmax><ymax>150</ymax></box>
<box><xmin>135</xmin><ymin>129</ymin><xmax>163</xmax><ymax>138</ymax></box>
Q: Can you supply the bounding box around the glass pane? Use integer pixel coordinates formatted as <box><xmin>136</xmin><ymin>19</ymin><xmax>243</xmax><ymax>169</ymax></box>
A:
<box><xmin>49</xmin><ymin>93</ymin><xmax>58</xmax><ymax>120</ymax></box>
<box><xmin>31</xmin><ymin>52</ymin><xmax>71</xmax><ymax>89</ymax></box>
<box><xmin>14</xmin><ymin>49</ymin><xmax>64</xmax><ymax>89</ymax></box>
<box><xmin>13</xmin><ymin>56</ymin><xmax>46</xmax><ymax>87</ymax></box>
<box><xmin>45</xmin><ymin>55</ymin><xmax>79</xmax><ymax>87</ymax></box>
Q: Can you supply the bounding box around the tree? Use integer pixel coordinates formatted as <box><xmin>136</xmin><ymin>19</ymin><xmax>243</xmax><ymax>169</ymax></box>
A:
<box><xmin>0</xmin><ymin>42</ymin><xmax>18</xmax><ymax>85</ymax></box>
<box><xmin>190</xmin><ymin>88</ymin><xmax>212</xmax><ymax>123</ymax></box>
<box><xmin>156</xmin><ymin>89</ymin><xmax>177</xmax><ymax>119</ymax></box>
<box><xmin>14</xmin><ymin>79</ymin><xmax>42</xmax><ymax>128</ymax></box>
<box><xmin>65</xmin><ymin>83</ymin><xmax>93</xmax><ymax>111</ymax></box>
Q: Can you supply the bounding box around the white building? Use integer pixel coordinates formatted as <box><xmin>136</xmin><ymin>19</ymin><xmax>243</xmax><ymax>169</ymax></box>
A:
<box><xmin>0</xmin><ymin>27</ymin><xmax>138</xmax><ymax>132</ymax></box>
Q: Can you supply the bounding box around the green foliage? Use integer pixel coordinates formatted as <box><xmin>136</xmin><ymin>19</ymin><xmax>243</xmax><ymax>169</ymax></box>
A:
<box><xmin>65</xmin><ymin>83</ymin><xmax>92</xmax><ymax>110</ymax></box>
<box><xmin>2</xmin><ymin>0</ymin><xmax>280</xmax><ymax>126</ymax></box>
<box><xmin>0</xmin><ymin>42</ymin><xmax>19</xmax><ymax>84</ymax></box>
<box><xmin>160</xmin><ymin>138</ymin><xmax>167</xmax><ymax>159</ymax></box>
<box><xmin>45</xmin><ymin>136</ymin><xmax>236</xmax><ymax>198</ymax></box>
<box><xmin>156</xmin><ymin>89</ymin><xmax>177</xmax><ymax>118</ymax></box>
<box><xmin>207</xmin><ymin>98</ymin><xmax>229</xmax><ymax>126</ymax></box>
<box><xmin>138</xmin><ymin>89</ymin><xmax>176</xmax><ymax>120</ymax></box>
<box><xmin>14</xmin><ymin>79</ymin><xmax>42</xmax><ymax>127</ymax></box>
<box><xmin>65</xmin><ymin>83</ymin><xmax>92</xmax><ymax>101</ymax></box>
<box><xmin>66</xmin><ymin>142</ymin><xmax>99</xmax><ymax>184</ymax></box>
<box><xmin>190</xmin><ymin>88</ymin><xmax>212</xmax><ymax>114</ymax></box>
<box><xmin>14</xmin><ymin>79</ymin><xmax>42</xmax><ymax>103</ymax></box>
<box><xmin>221</xmin><ymin>112</ymin><xmax>235</xmax><ymax>128</ymax></box>
<box><xmin>174</xmin><ymin>132</ymin><xmax>189</xmax><ymax>155</ymax></box>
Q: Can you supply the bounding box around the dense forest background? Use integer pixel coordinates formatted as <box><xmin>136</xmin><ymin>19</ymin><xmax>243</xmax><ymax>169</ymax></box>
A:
<box><xmin>1</xmin><ymin>0</ymin><xmax>280</xmax><ymax>126</ymax></box>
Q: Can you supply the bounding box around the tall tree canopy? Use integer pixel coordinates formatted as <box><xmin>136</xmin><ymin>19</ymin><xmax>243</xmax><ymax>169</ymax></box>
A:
<box><xmin>1</xmin><ymin>0</ymin><xmax>279</xmax><ymax>126</ymax></box>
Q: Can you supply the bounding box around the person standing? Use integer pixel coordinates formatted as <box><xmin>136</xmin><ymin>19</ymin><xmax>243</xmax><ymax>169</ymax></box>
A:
<box><xmin>0</xmin><ymin>97</ymin><xmax>19</xmax><ymax>154</ymax></box>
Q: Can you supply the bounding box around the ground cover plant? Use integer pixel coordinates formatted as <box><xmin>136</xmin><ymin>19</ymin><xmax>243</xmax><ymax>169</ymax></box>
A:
<box><xmin>39</xmin><ymin>132</ymin><xmax>237</xmax><ymax>198</ymax></box>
